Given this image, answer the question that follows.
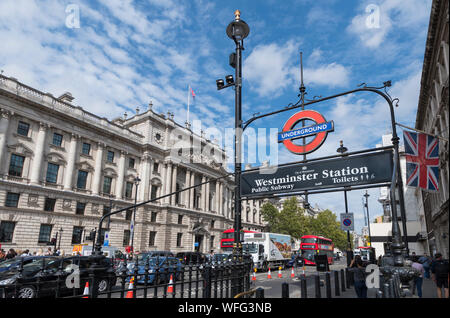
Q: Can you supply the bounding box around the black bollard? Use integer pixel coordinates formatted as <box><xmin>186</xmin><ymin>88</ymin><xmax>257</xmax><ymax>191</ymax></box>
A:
<box><xmin>301</xmin><ymin>276</ymin><xmax>307</xmax><ymax>298</ymax></box>
<box><xmin>282</xmin><ymin>282</ymin><xmax>289</xmax><ymax>298</ymax></box>
<box><xmin>325</xmin><ymin>272</ymin><xmax>332</xmax><ymax>298</ymax></box>
<box><xmin>314</xmin><ymin>274</ymin><xmax>321</xmax><ymax>298</ymax></box>
<box><xmin>345</xmin><ymin>268</ymin><xmax>350</xmax><ymax>289</ymax></box>
<box><xmin>334</xmin><ymin>271</ymin><xmax>340</xmax><ymax>297</ymax></box>
<box><xmin>340</xmin><ymin>269</ymin><xmax>346</xmax><ymax>292</ymax></box>
<box><xmin>256</xmin><ymin>287</ymin><xmax>265</xmax><ymax>298</ymax></box>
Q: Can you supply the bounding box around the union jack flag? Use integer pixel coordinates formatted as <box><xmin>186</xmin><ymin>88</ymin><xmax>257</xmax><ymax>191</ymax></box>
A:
<box><xmin>403</xmin><ymin>131</ymin><xmax>440</xmax><ymax>191</ymax></box>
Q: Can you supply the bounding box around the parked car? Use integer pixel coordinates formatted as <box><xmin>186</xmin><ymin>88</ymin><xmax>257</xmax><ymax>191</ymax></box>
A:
<box><xmin>126</xmin><ymin>251</ymin><xmax>175</xmax><ymax>271</ymax></box>
<box><xmin>175</xmin><ymin>252</ymin><xmax>207</xmax><ymax>265</ymax></box>
<box><xmin>0</xmin><ymin>256</ymin><xmax>50</xmax><ymax>273</ymax></box>
<box><xmin>0</xmin><ymin>256</ymin><xmax>117</xmax><ymax>298</ymax></box>
<box><xmin>128</xmin><ymin>257</ymin><xmax>183</xmax><ymax>285</ymax></box>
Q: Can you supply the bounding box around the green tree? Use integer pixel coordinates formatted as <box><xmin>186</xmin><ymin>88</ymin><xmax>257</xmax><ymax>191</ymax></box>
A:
<box><xmin>260</xmin><ymin>201</ymin><xmax>279</xmax><ymax>232</ymax></box>
<box><xmin>309</xmin><ymin>209</ymin><xmax>349</xmax><ymax>251</ymax></box>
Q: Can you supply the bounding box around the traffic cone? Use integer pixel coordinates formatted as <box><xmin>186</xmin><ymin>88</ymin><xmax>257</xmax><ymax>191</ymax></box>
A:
<box><xmin>126</xmin><ymin>277</ymin><xmax>134</xmax><ymax>298</ymax></box>
<box><xmin>167</xmin><ymin>275</ymin><xmax>174</xmax><ymax>293</ymax></box>
<box><xmin>267</xmin><ymin>268</ymin><xmax>272</xmax><ymax>279</ymax></box>
<box><xmin>278</xmin><ymin>267</ymin><xmax>282</xmax><ymax>278</ymax></box>
<box><xmin>82</xmin><ymin>282</ymin><xmax>89</xmax><ymax>298</ymax></box>
<box><xmin>302</xmin><ymin>265</ymin><xmax>306</xmax><ymax>277</ymax></box>
<box><xmin>252</xmin><ymin>271</ymin><xmax>256</xmax><ymax>281</ymax></box>
<box><xmin>291</xmin><ymin>267</ymin><xmax>295</xmax><ymax>278</ymax></box>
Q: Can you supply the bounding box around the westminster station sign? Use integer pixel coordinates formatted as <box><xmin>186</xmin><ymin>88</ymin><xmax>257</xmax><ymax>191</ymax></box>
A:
<box><xmin>241</xmin><ymin>151</ymin><xmax>393</xmax><ymax>198</ymax></box>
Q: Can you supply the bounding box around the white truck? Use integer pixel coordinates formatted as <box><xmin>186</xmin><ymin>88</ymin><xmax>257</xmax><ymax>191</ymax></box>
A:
<box><xmin>243</xmin><ymin>232</ymin><xmax>293</xmax><ymax>271</ymax></box>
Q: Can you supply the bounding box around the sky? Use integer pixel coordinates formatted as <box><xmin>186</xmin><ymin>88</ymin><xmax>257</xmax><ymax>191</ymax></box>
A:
<box><xmin>0</xmin><ymin>0</ymin><xmax>433</xmax><ymax>234</ymax></box>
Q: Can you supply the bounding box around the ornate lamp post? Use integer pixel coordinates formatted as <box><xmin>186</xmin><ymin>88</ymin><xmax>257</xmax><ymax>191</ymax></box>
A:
<box><xmin>363</xmin><ymin>190</ymin><xmax>372</xmax><ymax>246</ymax></box>
<box><xmin>217</xmin><ymin>10</ymin><xmax>250</xmax><ymax>257</ymax></box>
<box><xmin>57</xmin><ymin>227</ymin><xmax>63</xmax><ymax>252</ymax></box>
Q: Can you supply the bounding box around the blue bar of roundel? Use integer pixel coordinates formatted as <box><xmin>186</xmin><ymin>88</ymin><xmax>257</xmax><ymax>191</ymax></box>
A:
<box><xmin>278</xmin><ymin>121</ymin><xmax>333</xmax><ymax>142</ymax></box>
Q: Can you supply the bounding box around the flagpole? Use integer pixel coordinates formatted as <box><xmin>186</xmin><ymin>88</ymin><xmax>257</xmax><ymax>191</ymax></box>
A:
<box><xmin>187</xmin><ymin>84</ymin><xmax>190</xmax><ymax>125</ymax></box>
<box><xmin>396</xmin><ymin>122</ymin><xmax>448</xmax><ymax>142</ymax></box>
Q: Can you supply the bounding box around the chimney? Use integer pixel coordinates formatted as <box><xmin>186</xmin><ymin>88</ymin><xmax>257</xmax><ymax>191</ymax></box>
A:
<box><xmin>58</xmin><ymin>92</ymin><xmax>74</xmax><ymax>103</ymax></box>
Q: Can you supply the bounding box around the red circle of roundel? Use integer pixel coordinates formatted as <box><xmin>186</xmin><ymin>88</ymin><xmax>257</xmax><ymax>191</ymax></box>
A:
<box><xmin>282</xmin><ymin>110</ymin><xmax>328</xmax><ymax>155</ymax></box>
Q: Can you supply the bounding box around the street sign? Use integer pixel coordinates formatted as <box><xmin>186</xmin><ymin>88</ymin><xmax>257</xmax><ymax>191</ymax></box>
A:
<box><xmin>241</xmin><ymin>150</ymin><xmax>393</xmax><ymax>198</ymax></box>
<box><xmin>103</xmin><ymin>231</ymin><xmax>109</xmax><ymax>247</ymax></box>
<box><xmin>279</xmin><ymin>110</ymin><xmax>334</xmax><ymax>155</ymax></box>
<box><xmin>340</xmin><ymin>213</ymin><xmax>354</xmax><ymax>231</ymax></box>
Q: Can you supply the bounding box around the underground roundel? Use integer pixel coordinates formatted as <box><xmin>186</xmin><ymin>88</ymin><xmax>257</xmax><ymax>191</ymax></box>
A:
<box><xmin>278</xmin><ymin>110</ymin><xmax>334</xmax><ymax>155</ymax></box>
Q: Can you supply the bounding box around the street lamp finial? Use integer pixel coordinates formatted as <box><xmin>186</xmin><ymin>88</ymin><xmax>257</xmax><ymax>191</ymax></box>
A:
<box><xmin>234</xmin><ymin>10</ymin><xmax>241</xmax><ymax>21</ymax></box>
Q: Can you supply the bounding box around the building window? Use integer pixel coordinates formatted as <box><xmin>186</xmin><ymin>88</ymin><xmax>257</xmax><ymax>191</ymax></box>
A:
<box><xmin>149</xmin><ymin>231</ymin><xmax>156</xmax><ymax>246</ymax></box>
<box><xmin>38</xmin><ymin>224</ymin><xmax>53</xmax><ymax>244</ymax></box>
<box><xmin>76</xmin><ymin>202</ymin><xmax>86</xmax><ymax>215</ymax></box>
<box><xmin>0</xmin><ymin>221</ymin><xmax>16</xmax><ymax>243</ymax></box>
<box><xmin>77</xmin><ymin>170</ymin><xmax>88</xmax><ymax>189</ymax></box>
<box><xmin>123</xmin><ymin>230</ymin><xmax>131</xmax><ymax>246</ymax></box>
<box><xmin>125</xmin><ymin>182</ymin><xmax>133</xmax><ymax>199</ymax></box>
<box><xmin>177</xmin><ymin>233</ymin><xmax>183</xmax><ymax>247</ymax></box>
<box><xmin>17</xmin><ymin>121</ymin><xmax>30</xmax><ymax>137</ymax></box>
<box><xmin>8</xmin><ymin>154</ymin><xmax>25</xmax><ymax>177</ymax></box>
<box><xmin>178</xmin><ymin>215</ymin><xmax>183</xmax><ymax>225</ymax></box>
<box><xmin>129</xmin><ymin>158</ymin><xmax>135</xmax><ymax>169</ymax></box>
<box><xmin>72</xmin><ymin>226</ymin><xmax>84</xmax><ymax>244</ymax></box>
<box><xmin>82</xmin><ymin>143</ymin><xmax>91</xmax><ymax>155</ymax></box>
<box><xmin>107</xmin><ymin>150</ymin><xmax>115</xmax><ymax>163</ymax></box>
<box><xmin>211</xmin><ymin>220</ymin><xmax>215</xmax><ymax>229</ymax></box>
<box><xmin>103</xmin><ymin>205</ymin><xmax>111</xmax><ymax>216</ymax></box>
<box><xmin>103</xmin><ymin>176</ymin><xmax>112</xmax><ymax>194</ymax></box>
<box><xmin>153</xmin><ymin>162</ymin><xmax>159</xmax><ymax>173</ymax></box>
<box><xmin>150</xmin><ymin>212</ymin><xmax>157</xmax><ymax>223</ymax></box>
<box><xmin>210</xmin><ymin>236</ymin><xmax>215</xmax><ymax>251</ymax></box>
<box><xmin>150</xmin><ymin>185</ymin><xmax>158</xmax><ymax>200</ymax></box>
<box><xmin>125</xmin><ymin>209</ymin><xmax>133</xmax><ymax>221</ymax></box>
<box><xmin>46</xmin><ymin>163</ymin><xmax>59</xmax><ymax>184</ymax></box>
<box><xmin>52</xmin><ymin>133</ymin><xmax>63</xmax><ymax>147</ymax></box>
<box><xmin>5</xmin><ymin>192</ymin><xmax>20</xmax><ymax>207</ymax></box>
<box><xmin>175</xmin><ymin>183</ymin><xmax>181</xmax><ymax>204</ymax></box>
<box><xmin>44</xmin><ymin>198</ymin><xmax>56</xmax><ymax>212</ymax></box>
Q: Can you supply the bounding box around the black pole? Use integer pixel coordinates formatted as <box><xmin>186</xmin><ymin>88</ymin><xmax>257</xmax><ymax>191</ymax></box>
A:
<box><xmin>364</xmin><ymin>191</ymin><xmax>373</xmax><ymax>248</ymax></box>
<box><xmin>131</xmin><ymin>182</ymin><xmax>138</xmax><ymax>255</ymax></box>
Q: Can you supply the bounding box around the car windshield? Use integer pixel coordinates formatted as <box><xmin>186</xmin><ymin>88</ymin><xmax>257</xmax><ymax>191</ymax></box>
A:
<box><xmin>0</xmin><ymin>258</ymin><xmax>20</xmax><ymax>269</ymax></box>
<box><xmin>302</xmin><ymin>238</ymin><xmax>316</xmax><ymax>243</ymax></box>
<box><xmin>136</xmin><ymin>255</ymin><xmax>167</xmax><ymax>266</ymax></box>
<box><xmin>242</xmin><ymin>244</ymin><xmax>258</xmax><ymax>254</ymax></box>
<box><xmin>301</xmin><ymin>249</ymin><xmax>316</xmax><ymax>261</ymax></box>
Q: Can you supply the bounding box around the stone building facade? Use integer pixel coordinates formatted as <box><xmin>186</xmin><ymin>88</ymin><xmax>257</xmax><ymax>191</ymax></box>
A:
<box><xmin>0</xmin><ymin>74</ymin><xmax>265</xmax><ymax>255</ymax></box>
<box><xmin>415</xmin><ymin>0</ymin><xmax>449</xmax><ymax>258</ymax></box>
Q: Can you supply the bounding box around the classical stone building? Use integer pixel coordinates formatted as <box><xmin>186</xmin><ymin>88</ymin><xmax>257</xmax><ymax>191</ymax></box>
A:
<box><xmin>415</xmin><ymin>0</ymin><xmax>449</xmax><ymax>258</ymax></box>
<box><xmin>0</xmin><ymin>74</ymin><xmax>265</xmax><ymax>255</ymax></box>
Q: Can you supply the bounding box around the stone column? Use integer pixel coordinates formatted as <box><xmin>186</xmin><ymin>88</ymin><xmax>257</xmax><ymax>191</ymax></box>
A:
<box><xmin>189</xmin><ymin>172</ymin><xmax>195</xmax><ymax>209</ymax></box>
<box><xmin>171</xmin><ymin>164</ymin><xmax>178</xmax><ymax>205</ymax></box>
<box><xmin>219</xmin><ymin>182</ymin><xmax>223</xmax><ymax>216</ymax></box>
<box><xmin>164</xmin><ymin>162</ymin><xmax>172</xmax><ymax>204</ymax></box>
<box><xmin>185</xmin><ymin>169</ymin><xmax>191</xmax><ymax>208</ymax></box>
<box><xmin>0</xmin><ymin>109</ymin><xmax>11</xmax><ymax>175</ymax></box>
<box><xmin>140</xmin><ymin>152</ymin><xmax>151</xmax><ymax>201</ymax></box>
<box><xmin>30</xmin><ymin>122</ymin><xmax>48</xmax><ymax>185</ymax></box>
<box><xmin>215</xmin><ymin>181</ymin><xmax>220</xmax><ymax>213</ymax></box>
<box><xmin>64</xmin><ymin>133</ymin><xmax>78</xmax><ymax>190</ymax></box>
<box><xmin>116</xmin><ymin>151</ymin><xmax>126</xmax><ymax>199</ymax></box>
<box><xmin>91</xmin><ymin>142</ymin><xmax>105</xmax><ymax>195</ymax></box>
<box><xmin>201</xmin><ymin>175</ymin><xmax>206</xmax><ymax>210</ymax></box>
<box><xmin>205</xmin><ymin>177</ymin><xmax>210</xmax><ymax>212</ymax></box>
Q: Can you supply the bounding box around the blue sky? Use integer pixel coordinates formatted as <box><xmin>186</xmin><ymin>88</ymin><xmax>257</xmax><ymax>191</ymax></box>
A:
<box><xmin>0</xmin><ymin>0</ymin><xmax>432</xmax><ymax>233</ymax></box>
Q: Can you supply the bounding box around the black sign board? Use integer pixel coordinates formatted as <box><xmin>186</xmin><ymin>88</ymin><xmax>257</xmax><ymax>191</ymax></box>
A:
<box><xmin>241</xmin><ymin>151</ymin><xmax>393</xmax><ymax>197</ymax></box>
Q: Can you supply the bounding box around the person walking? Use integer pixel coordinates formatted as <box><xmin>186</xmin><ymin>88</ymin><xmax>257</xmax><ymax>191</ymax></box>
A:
<box><xmin>45</xmin><ymin>247</ymin><xmax>53</xmax><ymax>256</ymax></box>
<box><xmin>6</xmin><ymin>249</ymin><xmax>17</xmax><ymax>259</ymax></box>
<box><xmin>349</xmin><ymin>255</ymin><xmax>368</xmax><ymax>298</ymax></box>
<box><xmin>411</xmin><ymin>256</ymin><xmax>425</xmax><ymax>298</ymax></box>
<box><xmin>0</xmin><ymin>249</ymin><xmax>6</xmax><ymax>261</ymax></box>
<box><xmin>431</xmin><ymin>253</ymin><xmax>449</xmax><ymax>298</ymax></box>
<box><xmin>419</xmin><ymin>254</ymin><xmax>432</xmax><ymax>279</ymax></box>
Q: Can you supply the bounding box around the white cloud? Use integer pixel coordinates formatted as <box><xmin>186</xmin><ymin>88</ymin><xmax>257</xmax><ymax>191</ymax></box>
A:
<box><xmin>303</xmin><ymin>63</ymin><xmax>351</xmax><ymax>88</ymax></box>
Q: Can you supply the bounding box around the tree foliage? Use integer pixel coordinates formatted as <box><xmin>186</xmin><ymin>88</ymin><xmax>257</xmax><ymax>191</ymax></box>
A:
<box><xmin>260</xmin><ymin>198</ymin><xmax>353</xmax><ymax>251</ymax></box>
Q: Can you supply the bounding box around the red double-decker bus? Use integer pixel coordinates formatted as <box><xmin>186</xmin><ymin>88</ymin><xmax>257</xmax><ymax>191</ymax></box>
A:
<box><xmin>300</xmin><ymin>235</ymin><xmax>334</xmax><ymax>265</ymax></box>
<box><xmin>220</xmin><ymin>228</ymin><xmax>258</xmax><ymax>253</ymax></box>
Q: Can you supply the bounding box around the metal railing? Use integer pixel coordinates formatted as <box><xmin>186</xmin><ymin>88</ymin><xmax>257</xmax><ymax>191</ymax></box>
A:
<box><xmin>0</xmin><ymin>255</ymin><xmax>253</xmax><ymax>299</ymax></box>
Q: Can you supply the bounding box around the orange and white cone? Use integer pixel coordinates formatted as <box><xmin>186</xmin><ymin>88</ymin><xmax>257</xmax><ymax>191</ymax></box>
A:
<box><xmin>291</xmin><ymin>267</ymin><xmax>295</xmax><ymax>278</ymax></box>
<box><xmin>278</xmin><ymin>267</ymin><xmax>282</xmax><ymax>278</ymax></box>
<box><xmin>302</xmin><ymin>265</ymin><xmax>306</xmax><ymax>277</ymax></box>
<box><xmin>167</xmin><ymin>275</ymin><xmax>174</xmax><ymax>293</ymax></box>
<box><xmin>252</xmin><ymin>271</ymin><xmax>256</xmax><ymax>281</ymax></box>
<box><xmin>82</xmin><ymin>282</ymin><xmax>89</xmax><ymax>298</ymax></box>
<box><xmin>267</xmin><ymin>268</ymin><xmax>272</xmax><ymax>279</ymax></box>
<box><xmin>126</xmin><ymin>277</ymin><xmax>134</xmax><ymax>298</ymax></box>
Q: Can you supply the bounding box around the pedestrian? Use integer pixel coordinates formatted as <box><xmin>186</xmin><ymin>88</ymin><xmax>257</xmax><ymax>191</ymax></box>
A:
<box><xmin>348</xmin><ymin>255</ymin><xmax>368</xmax><ymax>298</ymax></box>
<box><xmin>36</xmin><ymin>248</ymin><xmax>44</xmax><ymax>256</ymax></box>
<box><xmin>0</xmin><ymin>249</ymin><xmax>6</xmax><ymax>261</ymax></box>
<box><xmin>420</xmin><ymin>254</ymin><xmax>432</xmax><ymax>279</ymax></box>
<box><xmin>6</xmin><ymin>248</ymin><xmax>17</xmax><ymax>259</ymax></box>
<box><xmin>45</xmin><ymin>247</ymin><xmax>53</xmax><ymax>256</ymax></box>
<box><xmin>431</xmin><ymin>253</ymin><xmax>449</xmax><ymax>298</ymax></box>
<box><xmin>20</xmin><ymin>249</ymin><xmax>30</xmax><ymax>256</ymax></box>
<box><xmin>411</xmin><ymin>256</ymin><xmax>424</xmax><ymax>298</ymax></box>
